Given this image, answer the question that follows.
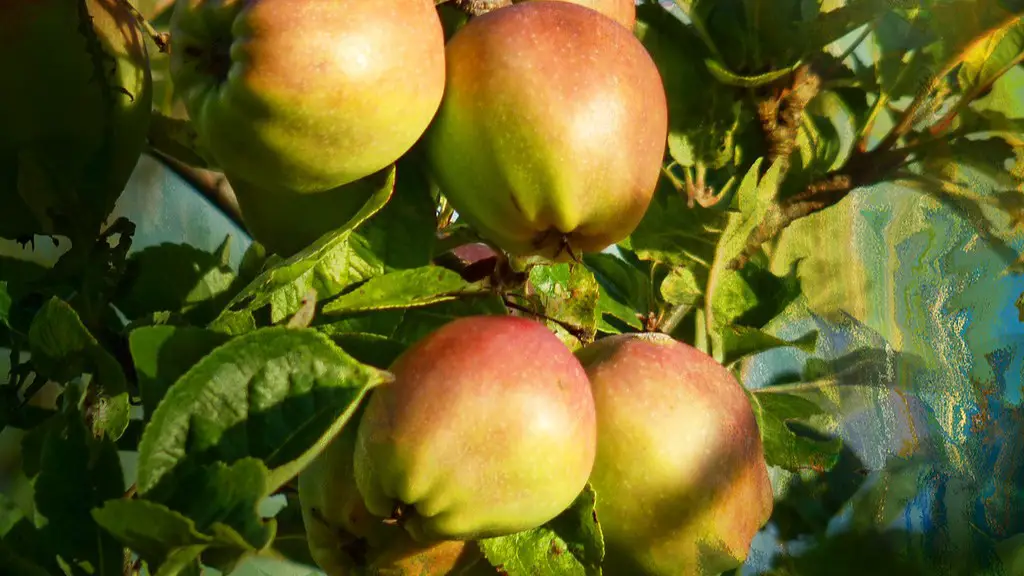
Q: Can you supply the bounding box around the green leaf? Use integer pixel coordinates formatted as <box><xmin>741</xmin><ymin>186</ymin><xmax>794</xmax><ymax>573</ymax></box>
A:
<box><xmin>956</xmin><ymin>107</ymin><xmax>1024</xmax><ymax>138</ymax></box>
<box><xmin>34</xmin><ymin>395</ymin><xmax>124</xmax><ymax>576</ymax></box>
<box><xmin>480</xmin><ymin>485</ymin><xmax>604</xmax><ymax>576</ymax></box>
<box><xmin>628</xmin><ymin>176</ymin><xmax>731</xmax><ymax>271</ymax></box>
<box><xmin>660</xmin><ymin>267</ymin><xmax>703</xmax><ymax>308</ymax></box>
<box><xmin>636</xmin><ymin>4</ymin><xmax>744</xmax><ymax>171</ymax></box>
<box><xmin>734</xmin><ymin>0</ymin><xmax>809</xmax><ymax>68</ymax></box>
<box><xmin>135</xmin><ymin>327</ymin><xmax>391</xmax><ymax>501</ymax></box>
<box><xmin>115</xmin><ymin>242</ymin><xmax>237</xmax><ymax>324</ymax></box>
<box><xmin>0</xmin><ymin>254</ymin><xmax>48</xmax><ymax>289</ymax></box>
<box><xmin>209</xmin><ymin>167</ymin><xmax>396</xmax><ymax>334</ymax></box>
<box><xmin>522</xmin><ymin>263</ymin><xmax>600</xmax><ymax>350</ymax></box>
<box><xmin>1</xmin><ymin>519</ymin><xmax>66</xmax><ymax>574</ymax></box>
<box><xmin>924</xmin><ymin>0</ymin><xmax>1022</xmax><ymax>64</ymax></box>
<box><xmin>707</xmin><ymin>159</ymin><xmax>786</xmax><ymax>353</ymax></box>
<box><xmin>327</xmin><ymin>333</ymin><xmax>408</xmax><ymax>370</ymax></box>
<box><xmin>322</xmin><ymin>266</ymin><xmax>490</xmax><ymax>316</ymax></box>
<box><xmin>93</xmin><ymin>499</ymin><xmax>213</xmax><ymax>574</ymax></box>
<box><xmin>0</xmin><ymin>540</ymin><xmax>53</xmax><ymax>576</ymax></box>
<box><xmin>714</xmin><ymin>256</ymin><xmax>803</xmax><ymax>329</ymax></box>
<box><xmin>584</xmin><ymin>253</ymin><xmax>651</xmax><ymax>332</ymax></box>
<box><xmin>719</xmin><ymin>157</ymin><xmax>782</xmax><ymax>265</ymax></box>
<box><xmin>0</xmin><ymin>155</ymin><xmax>47</xmax><ymax>239</ymax></box>
<box><xmin>721</xmin><ymin>325</ymin><xmax>819</xmax><ymax>365</ymax></box>
<box><xmin>705</xmin><ymin>58</ymin><xmax>804</xmax><ymax>87</ymax></box>
<box><xmin>996</xmin><ymin>533</ymin><xmax>1024</xmax><ymax>576</ymax></box>
<box><xmin>919</xmin><ymin>136</ymin><xmax>1019</xmax><ymax>183</ymax></box>
<box><xmin>94</xmin><ymin>458</ymin><xmax>275</xmax><ymax>576</ymax></box>
<box><xmin>0</xmin><ymin>281</ymin><xmax>10</xmax><ymax>329</ymax></box>
<box><xmin>388</xmin><ymin>294</ymin><xmax>509</xmax><ymax>346</ymax></box>
<box><xmin>875</xmin><ymin>43</ymin><xmax>939</xmax><ymax>100</ymax></box>
<box><xmin>352</xmin><ymin>156</ymin><xmax>439</xmax><ymax>269</ymax></box>
<box><xmin>27</xmin><ymin>298</ymin><xmax>130</xmax><ymax>439</ymax></box>
<box><xmin>710</xmin><ymin>268</ymin><xmax>759</xmax><ymax>326</ymax></box>
<box><xmin>128</xmin><ymin>325</ymin><xmax>233</xmax><ymax>419</ymax></box>
<box><xmin>803</xmin><ymin>0</ymin><xmax>917</xmax><ymax>53</ymax></box>
<box><xmin>161</xmin><ymin>458</ymin><xmax>275</xmax><ymax>554</ymax></box>
<box><xmin>749</xmin><ymin>390</ymin><xmax>842</xmax><ymax>472</ymax></box>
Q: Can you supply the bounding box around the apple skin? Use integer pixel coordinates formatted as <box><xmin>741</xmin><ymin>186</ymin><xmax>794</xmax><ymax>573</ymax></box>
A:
<box><xmin>228</xmin><ymin>168</ymin><xmax>390</xmax><ymax>257</ymax></box>
<box><xmin>423</xmin><ymin>1</ymin><xmax>667</xmax><ymax>261</ymax></box>
<box><xmin>169</xmin><ymin>0</ymin><xmax>446</xmax><ymax>193</ymax></box>
<box><xmin>0</xmin><ymin>0</ymin><xmax>152</xmax><ymax>238</ymax></box>
<box><xmin>575</xmin><ymin>333</ymin><xmax>774</xmax><ymax>576</ymax></box>
<box><xmin>517</xmin><ymin>0</ymin><xmax>636</xmax><ymax>29</ymax></box>
<box><xmin>299</xmin><ymin>411</ymin><xmax>490</xmax><ymax>575</ymax></box>
<box><xmin>354</xmin><ymin>315</ymin><xmax>597</xmax><ymax>542</ymax></box>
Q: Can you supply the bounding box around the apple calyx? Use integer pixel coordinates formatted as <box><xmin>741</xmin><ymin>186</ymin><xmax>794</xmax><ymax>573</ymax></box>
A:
<box><xmin>181</xmin><ymin>40</ymin><xmax>231</xmax><ymax>82</ymax></box>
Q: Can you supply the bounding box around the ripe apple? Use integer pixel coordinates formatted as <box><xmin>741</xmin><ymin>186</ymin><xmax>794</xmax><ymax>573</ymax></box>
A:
<box><xmin>517</xmin><ymin>0</ymin><xmax>636</xmax><ymax>29</ymax></box>
<box><xmin>0</xmin><ymin>0</ymin><xmax>152</xmax><ymax>239</ymax></box>
<box><xmin>423</xmin><ymin>1</ymin><xmax>667</xmax><ymax>261</ymax></box>
<box><xmin>575</xmin><ymin>333</ymin><xmax>774</xmax><ymax>575</ymax></box>
<box><xmin>299</xmin><ymin>410</ymin><xmax>489</xmax><ymax>575</ymax></box>
<box><xmin>228</xmin><ymin>168</ymin><xmax>390</xmax><ymax>257</ymax></box>
<box><xmin>354</xmin><ymin>315</ymin><xmax>597</xmax><ymax>542</ymax></box>
<box><xmin>169</xmin><ymin>0</ymin><xmax>446</xmax><ymax>193</ymax></box>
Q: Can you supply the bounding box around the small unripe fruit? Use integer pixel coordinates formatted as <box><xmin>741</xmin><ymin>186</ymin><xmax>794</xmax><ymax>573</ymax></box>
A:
<box><xmin>354</xmin><ymin>315</ymin><xmax>597</xmax><ymax>541</ymax></box>
<box><xmin>576</xmin><ymin>333</ymin><xmax>774</xmax><ymax>576</ymax></box>
<box><xmin>424</xmin><ymin>1</ymin><xmax>667</xmax><ymax>260</ymax></box>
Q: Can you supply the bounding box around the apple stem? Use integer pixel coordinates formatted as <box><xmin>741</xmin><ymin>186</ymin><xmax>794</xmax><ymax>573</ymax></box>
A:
<box><xmin>117</xmin><ymin>0</ymin><xmax>170</xmax><ymax>53</ymax></box>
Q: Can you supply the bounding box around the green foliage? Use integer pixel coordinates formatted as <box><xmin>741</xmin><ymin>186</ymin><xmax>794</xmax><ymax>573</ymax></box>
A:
<box><xmin>3</xmin><ymin>0</ymin><xmax>1024</xmax><ymax>574</ymax></box>
<box><xmin>479</xmin><ymin>485</ymin><xmax>605</xmax><ymax>576</ymax></box>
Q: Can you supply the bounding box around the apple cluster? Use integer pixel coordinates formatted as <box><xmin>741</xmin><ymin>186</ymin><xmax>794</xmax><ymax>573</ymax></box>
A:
<box><xmin>299</xmin><ymin>315</ymin><xmax>774</xmax><ymax>575</ymax></box>
<box><xmin>165</xmin><ymin>1</ymin><xmax>773</xmax><ymax>574</ymax></box>
<box><xmin>168</xmin><ymin>0</ymin><xmax>668</xmax><ymax>261</ymax></box>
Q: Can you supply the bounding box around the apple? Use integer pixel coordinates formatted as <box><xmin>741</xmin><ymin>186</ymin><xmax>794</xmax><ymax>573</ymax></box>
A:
<box><xmin>228</xmin><ymin>168</ymin><xmax>389</xmax><ymax>257</ymax></box>
<box><xmin>423</xmin><ymin>1</ymin><xmax>667</xmax><ymax>261</ymax></box>
<box><xmin>299</xmin><ymin>409</ymin><xmax>489</xmax><ymax>575</ymax></box>
<box><xmin>169</xmin><ymin>0</ymin><xmax>446</xmax><ymax>193</ymax></box>
<box><xmin>0</xmin><ymin>0</ymin><xmax>152</xmax><ymax>239</ymax></box>
<box><xmin>353</xmin><ymin>315</ymin><xmax>597</xmax><ymax>542</ymax></box>
<box><xmin>517</xmin><ymin>0</ymin><xmax>636</xmax><ymax>29</ymax></box>
<box><xmin>575</xmin><ymin>333</ymin><xmax>774</xmax><ymax>575</ymax></box>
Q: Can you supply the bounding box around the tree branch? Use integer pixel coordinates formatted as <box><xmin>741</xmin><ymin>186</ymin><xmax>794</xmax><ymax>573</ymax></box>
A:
<box><xmin>756</xmin><ymin>65</ymin><xmax>821</xmax><ymax>173</ymax></box>
<box><xmin>729</xmin><ymin>147</ymin><xmax>911</xmax><ymax>269</ymax></box>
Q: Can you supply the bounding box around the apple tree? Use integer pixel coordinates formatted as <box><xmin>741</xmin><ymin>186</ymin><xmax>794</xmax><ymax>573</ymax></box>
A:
<box><xmin>2</xmin><ymin>0</ymin><xmax>1023</xmax><ymax>575</ymax></box>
